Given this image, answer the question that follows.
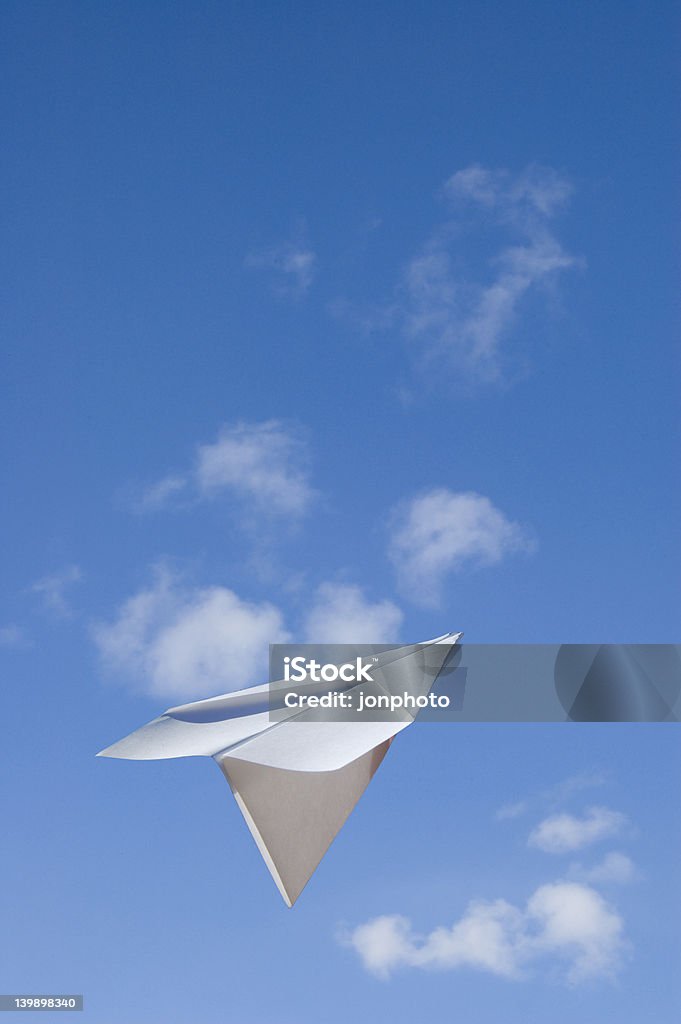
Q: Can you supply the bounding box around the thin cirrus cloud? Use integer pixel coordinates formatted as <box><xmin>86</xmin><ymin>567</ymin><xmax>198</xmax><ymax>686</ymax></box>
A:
<box><xmin>544</xmin><ymin>770</ymin><xmax>608</xmax><ymax>803</ymax></box>
<box><xmin>30</xmin><ymin>565</ymin><xmax>83</xmax><ymax>618</ymax></box>
<box><xmin>495</xmin><ymin>771</ymin><xmax>607</xmax><ymax>822</ymax></box>
<box><xmin>245</xmin><ymin>239</ymin><xmax>317</xmax><ymax>298</ymax></box>
<box><xmin>528</xmin><ymin>807</ymin><xmax>628</xmax><ymax>854</ymax></box>
<box><xmin>384</xmin><ymin>163</ymin><xmax>579</xmax><ymax>383</ymax></box>
<box><xmin>568</xmin><ymin>852</ymin><xmax>638</xmax><ymax>886</ymax></box>
<box><xmin>388</xmin><ymin>488</ymin><xmax>533</xmax><ymax>606</ymax></box>
<box><xmin>342</xmin><ymin>880</ymin><xmax>626</xmax><ymax>984</ymax></box>
<box><xmin>136</xmin><ymin>475</ymin><xmax>187</xmax><ymax>511</ymax></box>
<box><xmin>495</xmin><ymin>800</ymin><xmax>529</xmax><ymax>821</ymax></box>
<box><xmin>0</xmin><ymin>624</ymin><xmax>27</xmax><ymax>648</ymax></box>
<box><xmin>135</xmin><ymin>420</ymin><xmax>316</xmax><ymax>519</ymax></box>
<box><xmin>94</xmin><ymin>569</ymin><xmax>402</xmax><ymax>699</ymax></box>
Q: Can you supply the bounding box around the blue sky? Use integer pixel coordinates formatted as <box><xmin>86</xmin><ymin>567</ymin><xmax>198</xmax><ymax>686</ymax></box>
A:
<box><xmin>1</xmin><ymin>2</ymin><xmax>679</xmax><ymax>1021</ymax></box>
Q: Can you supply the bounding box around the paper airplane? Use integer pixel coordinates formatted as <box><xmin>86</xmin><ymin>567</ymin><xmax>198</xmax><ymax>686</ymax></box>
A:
<box><xmin>97</xmin><ymin>631</ymin><xmax>462</xmax><ymax>905</ymax></box>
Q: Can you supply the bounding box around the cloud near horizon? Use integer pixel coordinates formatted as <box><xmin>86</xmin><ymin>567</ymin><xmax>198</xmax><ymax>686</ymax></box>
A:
<box><xmin>343</xmin><ymin>880</ymin><xmax>626</xmax><ymax>984</ymax></box>
<box><xmin>388</xmin><ymin>488</ymin><xmax>533</xmax><ymax>605</ymax></box>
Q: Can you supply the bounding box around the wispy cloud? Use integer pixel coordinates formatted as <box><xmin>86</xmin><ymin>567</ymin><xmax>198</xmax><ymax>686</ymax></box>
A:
<box><xmin>388</xmin><ymin>489</ymin><xmax>533</xmax><ymax>606</ymax></box>
<box><xmin>343</xmin><ymin>881</ymin><xmax>626</xmax><ymax>984</ymax></box>
<box><xmin>528</xmin><ymin>807</ymin><xmax>628</xmax><ymax>854</ymax></box>
<box><xmin>568</xmin><ymin>852</ymin><xmax>638</xmax><ymax>886</ymax></box>
<box><xmin>362</xmin><ymin>163</ymin><xmax>578</xmax><ymax>384</ymax></box>
<box><xmin>495</xmin><ymin>800</ymin><xmax>529</xmax><ymax>821</ymax></box>
<box><xmin>246</xmin><ymin>238</ymin><xmax>317</xmax><ymax>297</ymax></box>
<box><xmin>30</xmin><ymin>565</ymin><xmax>83</xmax><ymax>618</ymax></box>
<box><xmin>303</xmin><ymin>583</ymin><xmax>403</xmax><ymax>643</ymax></box>
<box><xmin>546</xmin><ymin>770</ymin><xmax>608</xmax><ymax>804</ymax></box>
<box><xmin>134</xmin><ymin>420</ymin><xmax>315</xmax><ymax>519</ymax></box>
<box><xmin>133</xmin><ymin>475</ymin><xmax>187</xmax><ymax>513</ymax></box>
<box><xmin>93</xmin><ymin>566</ymin><xmax>289</xmax><ymax>700</ymax></box>
<box><xmin>444</xmin><ymin>163</ymin><xmax>573</xmax><ymax>218</ymax></box>
<box><xmin>0</xmin><ymin>624</ymin><xmax>27</xmax><ymax>648</ymax></box>
<box><xmin>496</xmin><ymin>771</ymin><xmax>607</xmax><ymax>823</ymax></box>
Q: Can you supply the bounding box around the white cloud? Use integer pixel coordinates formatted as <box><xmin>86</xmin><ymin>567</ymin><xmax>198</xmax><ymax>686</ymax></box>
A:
<box><xmin>569</xmin><ymin>852</ymin><xmax>637</xmax><ymax>886</ymax></box>
<box><xmin>345</xmin><ymin>915</ymin><xmax>415</xmax><ymax>979</ymax></box>
<box><xmin>93</xmin><ymin>567</ymin><xmax>289</xmax><ymax>700</ymax></box>
<box><xmin>394</xmin><ymin>164</ymin><xmax>578</xmax><ymax>382</ymax></box>
<box><xmin>343</xmin><ymin>881</ymin><xmax>626</xmax><ymax>984</ymax></box>
<box><xmin>30</xmin><ymin>565</ymin><xmax>83</xmax><ymax>617</ymax></box>
<box><xmin>246</xmin><ymin>239</ymin><xmax>317</xmax><ymax>296</ymax></box>
<box><xmin>303</xmin><ymin>583</ymin><xmax>403</xmax><ymax>643</ymax></box>
<box><xmin>528</xmin><ymin>807</ymin><xmax>628</xmax><ymax>854</ymax></box>
<box><xmin>526</xmin><ymin>881</ymin><xmax>625</xmax><ymax>983</ymax></box>
<box><xmin>388</xmin><ymin>489</ymin><xmax>532</xmax><ymax>605</ymax></box>
<box><xmin>95</xmin><ymin>574</ymin><xmax>403</xmax><ymax>697</ymax></box>
<box><xmin>196</xmin><ymin>421</ymin><xmax>313</xmax><ymax>514</ymax></box>
<box><xmin>137</xmin><ymin>420</ymin><xmax>315</xmax><ymax>518</ymax></box>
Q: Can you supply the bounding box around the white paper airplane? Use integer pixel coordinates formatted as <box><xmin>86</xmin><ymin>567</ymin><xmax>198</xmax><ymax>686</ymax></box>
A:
<box><xmin>97</xmin><ymin>631</ymin><xmax>462</xmax><ymax>905</ymax></box>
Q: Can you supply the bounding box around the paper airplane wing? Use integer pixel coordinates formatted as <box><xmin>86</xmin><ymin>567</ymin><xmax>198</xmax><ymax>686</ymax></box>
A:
<box><xmin>97</xmin><ymin>631</ymin><xmax>462</xmax><ymax>905</ymax></box>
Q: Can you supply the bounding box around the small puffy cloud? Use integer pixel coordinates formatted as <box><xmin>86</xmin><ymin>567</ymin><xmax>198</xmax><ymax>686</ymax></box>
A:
<box><xmin>246</xmin><ymin>239</ymin><xmax>317</xmax><ymax>297</ymax></box>
<box><xmin>346</xmin><ymin>915</ymin><xmax>415</xmax><ymax>979</ymax></box>
<box><xmin>93</xmin><ymin>567</ymin><xmax>289</xmax><ymax>700</ymax></box>
<box><xmin>136</xmin><ymin>420</ymin><xmax>315</xmax><ymax>519</ymax></box>
<box><xmin>528</xmin><ymin>807</ymin><xmax>627</xmax><ymax>854</ymax></box>
<box><xmin>303</xmin><ymin>583</ymin><xmax>403</xmax><ymax>643</ymax></box>
<box><xmin>526</xmin><ymin>882</ymin><xmax>625</xmax><ymax>983</ymax></box>
<box><xmin>388</xmin><ymin>489</ymin><xmax>533</xmax><ymax>605</ymax></box>
<box><xmin>344</xmin><ymin>903</ymin><xmax>522</xmax><ymax>981</ymax></box>
<box><xmin>30</xmin><ymin>565</ymin><xmax>83</xmax><ymax>617</ymax></box>
<box><xmin>196</xmin><ymin>421</ymin><xmax>313</xmax><ymax>515</ymax></box>
<box><xmin>343</xmin><ymin>881</ymin><xmax>626</xmax><ymax>984</ymax></box>
<box><xmin>569</xmin><ymin>852</ymin><xmax>637</xmax><ymax>886</ymax></box>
